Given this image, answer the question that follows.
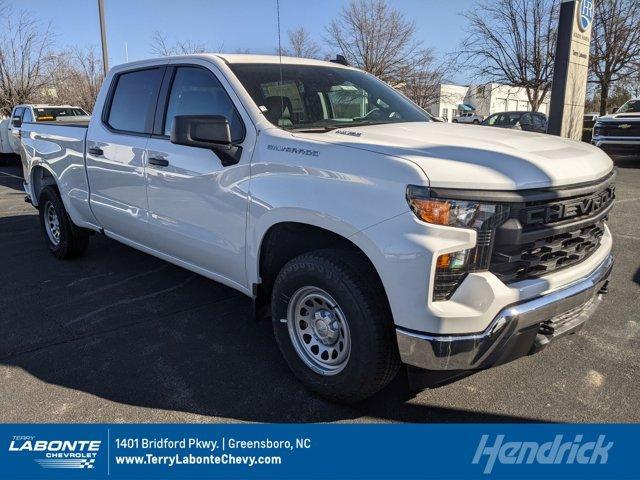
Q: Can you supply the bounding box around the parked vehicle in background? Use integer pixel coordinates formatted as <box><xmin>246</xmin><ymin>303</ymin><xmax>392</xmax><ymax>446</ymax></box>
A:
<box><xmin>0</xmin><ymin>116</ymin><xmax>13</xmax><ymax>154</ymax></box>
<box><xmin>7</xmin><ymin>105</ymin><xmax>90</xmax><ymax>154</ymax></box>
<box><xmin>592</xmin><ymin>98</ymin><xmax>640</xmax><ymax>157</ymax></box>
<box><xmin>583</xmin><ymin>112</ymin><xmax>599</xmax><ymax>129</ymax></box>
<box><xmin>481</xmin><ymin>111</ymin><xmax>548</xmax><ymax>133</ymax></box>
<box><xmin>452</xmin><ymin>112</ymin><xmax>483</xmax><ymax>124</ymax></box>
<box><xmin>20</xmin><ymin>54</ymin><xmax>614</xmax><ymax>403</ymax></box>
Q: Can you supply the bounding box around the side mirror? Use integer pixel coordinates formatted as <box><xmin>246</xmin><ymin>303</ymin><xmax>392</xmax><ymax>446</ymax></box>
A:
<box><xmin>12</xmin><ymin>118</ymin><xmax>22</xmax><ymax>128</ymax></box>
<box><xmin>170</xmin><ymin>115</ymin><xmax>241</xmax><ymax>166</ymax></box>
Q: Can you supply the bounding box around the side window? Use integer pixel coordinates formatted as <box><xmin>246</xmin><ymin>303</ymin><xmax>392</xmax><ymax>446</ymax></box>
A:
<box><xmin>22</xmin><ymin>109</ymin><xmax>33</xmax><ymax>123</ymax></box>
<box><xmin>12</xmin><ymin>108</ymin><xmax>24</xmax><ymax>127</ymax></box>
<box><xmin>107</xmin><ymin>68</ymin><xmax>164</xmax><ymax>134</ymax></box>
<box><xmin>520</xmin><ymin>113</ymin><xmax>532</xmax><ymax>125</ymax></box>
<box><xmin>534</xmin><ymin>114</ymin><xmax>547</xmax><ymax>127</ymax></box>
<box><xmin>164</xmin><ymin>66</ymin><xmax>244</xmax><ymax>142</ymax></box>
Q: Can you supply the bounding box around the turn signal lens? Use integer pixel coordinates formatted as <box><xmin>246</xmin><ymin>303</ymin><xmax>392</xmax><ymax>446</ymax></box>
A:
<box><xmin>406</xmin><ymin>186</ymin><xmax>481</xmax><ymax>228</ymax></box>
<box><xmin>409</xmin><ymin>198</ymin><xmax>451</xmax><ymax>225</ymax></box>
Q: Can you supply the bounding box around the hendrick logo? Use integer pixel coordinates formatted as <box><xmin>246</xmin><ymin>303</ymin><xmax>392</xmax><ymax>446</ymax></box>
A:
<box><xmin>9</xmin><ymin>436</ymin><xmax>101</xmax><ymax>469</ymax></box>
<box><xmin>472</xmin><ymin>434</ymin><xmax>613</xmax><ymax>474</ymax></box>
<box><xmin>578</xmin><ymin>0</ymin><xmax>594</xmax><ymax>32</ymax></box>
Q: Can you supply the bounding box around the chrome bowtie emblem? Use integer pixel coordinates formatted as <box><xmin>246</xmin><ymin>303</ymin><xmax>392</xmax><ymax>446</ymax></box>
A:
<box><xmin>619</xmin><ymin>124</ymin><xmax>632</xmax><ymax>129</ymax></box>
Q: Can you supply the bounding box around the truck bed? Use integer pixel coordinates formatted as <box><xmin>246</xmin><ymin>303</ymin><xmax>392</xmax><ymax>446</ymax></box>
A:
<box><xmin>21</xmin><ymin>121</ymin><xmax>96</xmax><ymax>229</ymax></box>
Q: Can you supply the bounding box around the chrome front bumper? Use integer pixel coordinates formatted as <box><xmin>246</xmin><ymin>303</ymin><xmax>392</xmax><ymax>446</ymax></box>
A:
<box><xmin>396</xmin><ymin>254</ymin><xmax>613</xmax><ymax>371</ymax></box>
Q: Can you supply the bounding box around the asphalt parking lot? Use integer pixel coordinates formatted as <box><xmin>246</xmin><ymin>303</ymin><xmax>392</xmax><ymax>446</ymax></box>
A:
<box><xmin>0</xmin><ymin>156</ymin><xmax>638</xmax><ymax>423</ymax></box>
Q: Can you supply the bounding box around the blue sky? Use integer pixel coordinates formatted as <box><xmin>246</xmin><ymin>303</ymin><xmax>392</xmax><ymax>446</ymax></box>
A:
<box><xmin>25</xmin><ymin>0</ymin><xmax>470</xmax><ymax>82</ymax></box>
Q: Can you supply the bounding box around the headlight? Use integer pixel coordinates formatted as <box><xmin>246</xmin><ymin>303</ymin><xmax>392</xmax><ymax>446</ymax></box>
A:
<box><xmin>593</xmin><ymin>123</ymin><xmax>603</xmax><ymax>136</ymax></box>
<box><xmin>406</xmin><ymin>185</ymin><xmax>510</xmax><ymax>301</ymax></box>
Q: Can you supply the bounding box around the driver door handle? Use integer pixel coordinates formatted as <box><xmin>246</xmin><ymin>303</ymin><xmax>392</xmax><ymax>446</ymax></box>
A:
<box><xmin>148</xmin><ymin>157</ymin><xmax>169</xmax><ymax>167</ymax></box>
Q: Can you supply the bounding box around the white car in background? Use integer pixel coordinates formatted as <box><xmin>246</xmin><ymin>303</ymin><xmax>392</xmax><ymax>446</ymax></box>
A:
<box><xmin>7</xmin><ymin>104</ymin><xmax>90</xmax><ymax>154</ymax></box>
<box><xmin>452</xmin><ymin>112</ymin><xmax>483</xmax><ymax>124</ymax></box>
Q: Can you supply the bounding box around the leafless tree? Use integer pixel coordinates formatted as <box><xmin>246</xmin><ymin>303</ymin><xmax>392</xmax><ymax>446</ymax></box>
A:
<box><xmin>282</xmin><ymin>26</ymin><xmax>321</xmax><ymax>59</ymax></box>
<box><xmin>399</xmin><ymin>50</ymin><xmax>449</xmax><ymax>109</ymax></box>
<box><xmin>37</xmin><ymin>47</ymin><xmax>104</xmax><ymax>113</ymax></box>
<box><xmin>70</xmin><ymin>47</ymin><xmax>104</xmax><ymax>112</ymax></box>
<box><xmin>150</xmin><ymin>31</ymin><xmax>208</xmax><ymax>56</ymax></box>
<box><xmin>589</xmin><ymin>0</ymin><xmax>640</xmax><ymax>115</ymax></box>
<box><xmin>0</xmin><ymin>7</ymin><xmax>55</xmax><ymax>115</ymax></box>
<box><xmin>325</xmin><ymin>0</ymin><xmax>429</xmax><ymax>83</ymax></box>
<box><xmin>460</xmin><ymin>0</ymin><xmax>558</xmax><ymax>112</ymax></box>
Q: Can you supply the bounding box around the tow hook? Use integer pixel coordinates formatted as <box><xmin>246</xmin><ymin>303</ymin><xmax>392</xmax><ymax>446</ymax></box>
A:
<box><xmin>598</xmin><ymin>280</ymin><xmax>610</xmax><ymax>294</ymax></box>
<box><xmin>24</xmin><ymin>195</ymin><xmax>32</xmax><ymax>204</ymax></box>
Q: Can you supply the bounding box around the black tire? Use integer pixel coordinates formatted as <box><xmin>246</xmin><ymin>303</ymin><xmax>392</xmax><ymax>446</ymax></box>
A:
<box><xmin>473</xmin><ymin>119</ymin><xmax>480</xmax><ymax>124</ymax></box>
<box><xmin>38</xmin><ymin>186</ymin><xmax>90</xmax><ymax>259</ymax></box>
<box><xmin>271</xmin><ymin>248</ymin><xmax>400</xmax><ymax>403</ymax></box>
<box><xmin>452</xmin><ymin>119</ymin><xmax>458</xmax><ymax>123</ymax></box>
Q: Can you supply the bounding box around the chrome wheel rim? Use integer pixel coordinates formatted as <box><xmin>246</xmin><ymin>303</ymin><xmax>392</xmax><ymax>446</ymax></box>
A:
<box><xmin>287</xmin><ymin>286</ymin><xmax>351</xmax><ymax>376</ymax></box>
<box><xmin>44</xmin><ymin>202</ymin><xmax>61</xmax><ymax>246</ymax></box>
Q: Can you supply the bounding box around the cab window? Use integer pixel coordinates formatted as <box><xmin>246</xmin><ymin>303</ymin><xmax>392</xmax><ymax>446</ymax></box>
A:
<box><xmin>107</xmin><ymin>67</ymin><xmax>164</xmax><ymax>134</ymax></box>
<box><xmin>11</xmin><ymin>108</ymin><xmax>24</xmax><ymax>127</ymax></box>
<box><xmin>164</xmin><ymin>66</ymin><xmax>244</xmax><ymax>142</ymax></box>
<box><xmin>22</xmin><ymin>109</ymin><xmax>34</xmax><ymax>123</ymax></box>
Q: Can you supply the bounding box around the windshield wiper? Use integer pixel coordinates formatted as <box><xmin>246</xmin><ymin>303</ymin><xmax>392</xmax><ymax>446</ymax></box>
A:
<box><xmin>289</xmin><ymin>125</ymin><xmax>341</xmax><ymax>133</ymax></box>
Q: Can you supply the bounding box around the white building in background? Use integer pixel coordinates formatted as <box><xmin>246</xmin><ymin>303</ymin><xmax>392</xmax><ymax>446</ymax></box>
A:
<box><xmin>427</xmin><ymin>83</ymin><xmax>551</xmax><ymax>122</ymax></box>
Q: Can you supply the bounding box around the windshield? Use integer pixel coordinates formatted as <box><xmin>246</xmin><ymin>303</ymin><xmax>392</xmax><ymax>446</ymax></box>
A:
<box><xmin>34</xmin><ymin>107</ymin><xmax>88</xmax><ymax>121</ymax></box>
<box><xmin>228</xmin><ymin>63</ymin><xmax>429</xmax><ymax>131</ymax></box>
<box><xmin>616</xmin><ymin>100</ymin><xmax>640</xmax><ymax>114</ymax></box>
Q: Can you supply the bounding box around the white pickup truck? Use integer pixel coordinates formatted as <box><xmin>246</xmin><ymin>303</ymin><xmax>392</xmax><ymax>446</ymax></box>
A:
<box><xmin>20</xmin><ymin>54</ymin><xmax>615</xmax><ymax>403</ymax></box>
<box><xmin>8</xmin><ymin>104</ymin><xmax>90</xmax><ymax>155</ymax></box>
<box><xmin>592</xmin><ymin>98</ymin><xmax>640</xmax><ymax>157</ymax></box>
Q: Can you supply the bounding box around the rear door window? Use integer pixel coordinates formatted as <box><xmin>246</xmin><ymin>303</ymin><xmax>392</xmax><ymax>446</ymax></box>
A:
<box><xmin>107</xmin><ymin>67</ymin><xmax>164</xmax><ymax>134</ymax></box>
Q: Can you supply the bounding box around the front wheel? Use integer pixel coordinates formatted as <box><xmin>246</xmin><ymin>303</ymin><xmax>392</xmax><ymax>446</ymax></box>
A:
<box><xmin>271</xmin><ymin>249</ymin><xmax>400</xmax><ymax>403</ymax></box>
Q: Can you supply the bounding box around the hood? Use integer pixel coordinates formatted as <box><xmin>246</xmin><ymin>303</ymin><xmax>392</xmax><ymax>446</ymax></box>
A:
<box><xmin>598</xmin><ymin>112</ymin><xmax>640</xmax><ymax>121</ymax></box>
<box><xmin>293</xmin><ymin>122</ymin><xmax>613</xmax><ymax>190</ymax></box>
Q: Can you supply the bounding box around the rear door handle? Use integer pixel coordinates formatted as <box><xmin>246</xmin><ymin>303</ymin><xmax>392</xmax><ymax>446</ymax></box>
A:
<box><xmin>148</xmin><ymin>157</ymin><xmax>169</xmax><ymax>167</ymax></box>
<box><xmin>88</xmin><ymin>147</ymin><xmax>104</xmax><ymax>156</ymax></box>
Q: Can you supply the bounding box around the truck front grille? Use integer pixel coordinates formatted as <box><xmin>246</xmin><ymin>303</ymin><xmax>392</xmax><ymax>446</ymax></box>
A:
<box><xmin>488</xmin><ymin>174</ymin><xmax>614</xmax><ymax>284</ymax></box>
<box><xmin>490</xmin><ymin>221</ymin><xmax>605</xmax><ymax>283</ymax></box>
<box><xmin>595</xmin><ymin>122</ymin><xmax>640</xmax><ymax>137</ymax></box>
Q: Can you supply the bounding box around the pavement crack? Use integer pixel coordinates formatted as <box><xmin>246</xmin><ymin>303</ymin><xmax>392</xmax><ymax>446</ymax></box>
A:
<box><xmin>63</xmin><ymin>274</ymin><xmax>196</xmax><ymax>327</ymax></box>
<box><xmin>0</xmin><ymin>295</ymin><xmax>244</xmax><ymax>362</ymax></box>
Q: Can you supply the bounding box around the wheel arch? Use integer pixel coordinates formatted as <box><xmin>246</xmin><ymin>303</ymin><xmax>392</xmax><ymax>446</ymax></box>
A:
<box><xmin>30</xmin><ymin>164</ymin><xmax>59</xmax><ymax>207</ymax></box>
<box><xmin>253</xmin><ymin>220</ymin><xmax>390</xmax><ymax>317</ymax></box>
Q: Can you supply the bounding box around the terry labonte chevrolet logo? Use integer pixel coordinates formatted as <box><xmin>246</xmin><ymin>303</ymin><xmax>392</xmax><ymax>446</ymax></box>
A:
<box><xmin>9</xmin><ymin>436</ymin><xmax>100</xmax><ymax>469</ymax></box>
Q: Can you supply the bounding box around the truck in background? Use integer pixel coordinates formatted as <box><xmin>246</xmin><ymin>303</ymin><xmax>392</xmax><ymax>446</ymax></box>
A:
<box><xmin>7</xmin><ymin>104</ymin><xmax>90</xmax><ymax>155</ymax></box>
<box><xmin>592</xmin><ymin>98</ymin><xmax>640</xmax><ymax>157</ymax></box>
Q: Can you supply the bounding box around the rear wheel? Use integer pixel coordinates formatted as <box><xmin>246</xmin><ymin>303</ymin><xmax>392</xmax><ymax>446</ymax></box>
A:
<box><xmin>271</xmin><ymin>249</ymin><xmax>400</xmax><ymax>403</ymax></box>
<box><xmin>452</xmin><ymin>119</ymin><xmax>458</xmax><ymax>123</ymax></box>
<box><xmin>473</xmin><ymin>119</ymin><xmax>480</xmax><ymax>124</ymax></box>
<box><xmin>38</xmin><ymin>186</ymin><xmax>90</xmax><ymax>259</ymax></box>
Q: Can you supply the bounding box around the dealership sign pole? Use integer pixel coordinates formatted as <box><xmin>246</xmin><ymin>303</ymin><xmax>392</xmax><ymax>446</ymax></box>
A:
<box><xmin>548</xmin><ymin>0</ymin><xmax>594</xmax><ymax>139</ymax></box>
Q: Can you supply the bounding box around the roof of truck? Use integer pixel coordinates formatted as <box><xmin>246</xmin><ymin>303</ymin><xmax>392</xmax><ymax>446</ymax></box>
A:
<box><xmin>111</xmin><ymin>53</ymin><xmax>357</xmax><ymax>76</ymax></box>
<box><xmin>214</xmin><ymin>54</ymin><xmax>352</xmax><ymax>68</ymax></box>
